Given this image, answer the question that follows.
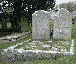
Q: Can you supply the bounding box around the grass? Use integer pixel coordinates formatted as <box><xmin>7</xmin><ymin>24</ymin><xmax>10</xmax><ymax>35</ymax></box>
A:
<box><xmin>50</xmin><ymin>19</ymin><xmax>54</xmax><ymax>30</ymax></box>
<box><xmin>53</xmin><ymin>40</ymin><xmax>72</xmax><ymax>52</ymax></box>
<box><xmin>0</xmin><ymin>18</ymin><xmax>76</xmax><ymax>64</ymax></box>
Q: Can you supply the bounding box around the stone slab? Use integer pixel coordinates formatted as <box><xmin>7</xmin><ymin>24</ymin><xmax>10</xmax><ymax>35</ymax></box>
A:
<box><xmin>32</xmin><ymin>10</ymin><xmax>50</xmax><ymax>40</ymax></box>
<box><xmin>53</xmin><ymin>8</ymin><xmax>72</xmax><ymax>39</ymax></box>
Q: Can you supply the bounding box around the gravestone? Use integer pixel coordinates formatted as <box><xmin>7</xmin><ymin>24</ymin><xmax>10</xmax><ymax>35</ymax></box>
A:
<box><xmin>32</xmin><ymin>10</ymin><xmax>50</xmax><ymax>40</ymax></box>
<box><xmin>53</xmin><ymin>8</ymin><xmax>72</xmax><ymax>40</ymax></box>
<box><xmin>49</xmin><ymin>10</ymin><xmax>56</xmax><ymax>19</ymax></box>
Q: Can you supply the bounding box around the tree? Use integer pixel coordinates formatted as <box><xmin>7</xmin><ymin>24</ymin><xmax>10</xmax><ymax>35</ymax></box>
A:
<box><xmin>59</xmin><ymin>3</ymin><xmax>66</xmax><ymax>9</ymax></box>
<box><xmin>1</xmin><ymin>0</ymin><xmax>56</xmax><ymax>32</ymax></box>
<box><xmin>1</xmin><ymin>0</ymin><xmax>14</xmax><ymax>14</ymax></box>
<box><xmin>0</xmin><ymin>1</ymin><xmax>14</xmax><ymax>32</ymax></box>
<box><xmin>18</xmin><ymin>0</ymin><xmax>56</xmax><ymax>24</ymax></box>
<box><xmin>11</xmin><ymin>0</ymin><xmax>56</xmax><ymax>33</ymax></box>
<box><xmin>59</xmin><ymin>1</ymin><xmax>76</xmax><ymax>12</ymax></box>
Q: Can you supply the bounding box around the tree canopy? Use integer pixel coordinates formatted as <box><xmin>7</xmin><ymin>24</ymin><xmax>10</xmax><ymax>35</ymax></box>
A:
<box><xmin>0</xmin><ymin>0</ymin><xmax>56</xmax><ymax>32</ymax></box>
<box><xmin>59</xmin><ymin>1</ymin><xmax>76</xmax><ymax>12</ymax></box>
<box><xmin>13</xmin><ymin>0</ymin><xmax>56</xmax><ymax>24</ymax></box>
<box><xmin>1</xmin><ymin>0</ymin><xmax>56</xmax><ymax>22</ymax></box>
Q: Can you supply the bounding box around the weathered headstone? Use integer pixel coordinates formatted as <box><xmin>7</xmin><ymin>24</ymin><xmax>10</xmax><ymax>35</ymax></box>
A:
<box><xmin>53</xmin><ymin>8</ymin><xmax>72</xmax><ymax>40</ymax></box>
<box><xmin>32</xmin><ymin>10</ymin><xmax>50</xmax><ymax>40</ymax></box>
<box><xmin>49</xmin><ymin>10</ymin><xmax>56</xmax><ymax>19</ymax></box>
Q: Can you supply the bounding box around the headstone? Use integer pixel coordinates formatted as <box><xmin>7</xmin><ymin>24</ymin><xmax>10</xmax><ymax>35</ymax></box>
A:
<box><xmin>53</xmin><ymin>8</ymin><xmax>72</xmax><ymax>40</ymax></box>
<box><xmin>32</xmin><ymin>10</ymin><xmax>50</xmax><ymax>40</ymax></box>
<box><xmin>49</xmin><ymin>10</ymin><xmax>56</xmax><ymax>19</ymax></box>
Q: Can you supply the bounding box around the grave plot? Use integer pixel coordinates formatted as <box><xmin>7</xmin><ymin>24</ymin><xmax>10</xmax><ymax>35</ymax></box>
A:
<box><xmin>15</xmin><ymin>39</ymin><xmax>72</xmax><ymax>52</ymax></box>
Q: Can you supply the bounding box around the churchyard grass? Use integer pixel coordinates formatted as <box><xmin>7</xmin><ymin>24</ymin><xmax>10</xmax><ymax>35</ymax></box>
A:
<box><xmin>0</xmin><ymin>18</ymin><xmax>76</xmax><ymax>63</ymax></box>
<box><xmin>50</xmin><ymin>19</ymin><xmax>54</xmax><ymax>30</ymax></box>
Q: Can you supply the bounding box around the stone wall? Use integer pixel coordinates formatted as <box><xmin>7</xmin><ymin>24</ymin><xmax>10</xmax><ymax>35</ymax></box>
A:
<box><xmin>32</xmin><ymin>10</ymin><xmax>50</xmax><ymax>40</ymax></box>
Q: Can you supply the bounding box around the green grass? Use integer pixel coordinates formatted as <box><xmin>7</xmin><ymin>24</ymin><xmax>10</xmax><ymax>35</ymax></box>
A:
<box><xmin>50</xmin><ymin>19</ymin><xmax>54</xmax><ymax>30</ymax></box>
<box><xmin>0</xmin><ymin>17</ymin><xmax>76</xmax><ymax>63</ymax></box>
<box><xmin>54</xmin><ymin>41</ymin><xmax>71</xmax><ymax>52</ymax></box>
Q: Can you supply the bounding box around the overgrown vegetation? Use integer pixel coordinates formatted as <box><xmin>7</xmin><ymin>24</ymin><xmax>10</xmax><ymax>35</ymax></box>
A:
<box><xmin>59</xmin><ymin>1</ymin><xmax>76</xmax><ymax>12</ymax></box>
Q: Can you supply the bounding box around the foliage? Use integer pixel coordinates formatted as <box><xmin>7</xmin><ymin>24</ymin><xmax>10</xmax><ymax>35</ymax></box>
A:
<box><xmin>12</xmin><ymin>0</ymin><xmax>56</xmax><ymax>26</ymax></box>
<box><xmin>0</xmin><ymin>0</ymin><xmax>55</xmax><ymax>33</ymax></box>
<box><xmin>59</xmin><ymin>1</ymin><xmax>76</xmax><ymax>12</ymax></box>
<box><xmin>0</xmin><ymin>0</ymin><xmax>14</xmax><ymax>14</ymax></box>
<box><xmin>59</xmin><ymin>3</ymin><xmax>66</xmax><ymax>9</ymax></box>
